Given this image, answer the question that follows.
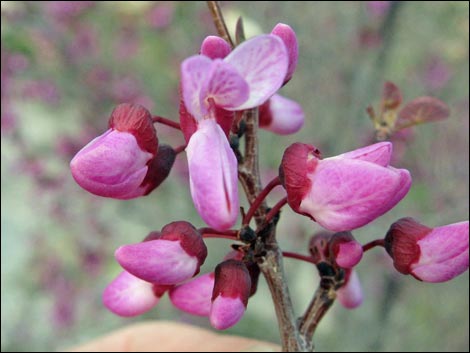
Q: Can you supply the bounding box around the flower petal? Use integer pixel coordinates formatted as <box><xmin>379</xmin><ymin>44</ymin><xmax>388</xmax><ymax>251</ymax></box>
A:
<box><xmin>210</xmin><ymin>296</ymin><xmax>246</xmax><ymax>330</ymax></box>
<box><xmin>186</xmin><ymin>119</ymin><xmax>239</xmax><ymax>230</ymax></box>
<box><xmin>224</xmin><ymin>35</ymin><xmax>288</xmax><ymax>110</ymax></box>
<box><xmin>115</xmin><ymin>239</ymin><xmax>199</xmax><ymax>285</ymax></box>
<box><xmin>181</xmin><ymin>55</ymin><xmax>213</xmax><ymax>120</ymax></box>
<box><xmin>103</xmin><ymin>271</ymin><xmax>159</xmax><ymax>317</ymax></box>
<box><xmin>300</xmin><ymin>158</ymin><xmax>409</xmax><ymax>231</ymax></box>
<box><xmin>271</xmin><ymin>23</ymin><xmax>298</xmax><ymax>84</ymax></box>
<box><xmin>333</xmin><ymin>142</ymin><xmax>392</xmax><ymax>167</ymax></box>
<box><xmin>337</xmin><ymin>270</ymin><xmax>363</xmax><ymax>309</ymax></box>
<box><xmin>200</xmin><ymin>59</ymin><xmax>249</xmax><ymax>111</ymax></box>
<box><xmin>169</xmin><ymin>273</ymin><xmax>215</xmax><ymax>316</ymax></box>
<box><xmin>259</xmin><ymin>94</ymin><xmax>304</xmax><ymax>135</ymax></box>
<box><xmin>412</xmin><ymin>221</ymin><xmax>469</xmax><ymax>282</ymax></box>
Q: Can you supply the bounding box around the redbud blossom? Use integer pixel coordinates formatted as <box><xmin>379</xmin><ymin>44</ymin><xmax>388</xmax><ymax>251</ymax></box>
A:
<box><xmin>336</xmin><ymin>269</ymin><xmax>363</xmax><ymax>309</ymax></box>
<box><xmin>181</xmin><ymin>34</ymin><xmax>288</xmax><ymax>119</ymax></box>
<box><xmin>70</xmin><ymin>104</ymin><xmax>160</xmax><ymax>199</ymax></box>
<box><xmin>271</xmin><ymin>23</ymin><xmax>299</xmax><ymax>84</ymax></box>
<box><xmin>385</xmin><ymin>218</ymin><xmax>469</xmax><ymax>282</ymax></box>
<box><xmin>280</xmin><ymin>142</ymin><xmax>411</xmax><ymax>231</ymax></box>
<box><xmin>210</xmin><ymin>260</ymin><xmax>251</xmax><ymax>330</ymax></box>
<box><xmin>186</xmin><ymin>119</ymin><xmax>239</xmax><ymax>230</ymax></box>
<box><xmin>259</xmin><ymin>94</ymin><xmax>304</xmax><ymax>135</ymax></box>
<box><xmin>169</xmin><ymin>272</ymin><xmax>215</xmax><ymax>317</ymax></box>
<box><xmin>200</xmin><ymin>36</ymin><xmax>231</xmax><ymax>59</ymax></box>
<box><xmin>102</xmin><ymin>271</ymin><xmax>167</xmax><ymax>317</ymax></box>
<box><xmin>115</xmin><ymin>221</ymin><xmax>207</xmax><ymax>285</ymax></box>
<box><xmin>330</xmin><ymin>232</ymin><xmax>363</xmax><ymax>269</ymax></box>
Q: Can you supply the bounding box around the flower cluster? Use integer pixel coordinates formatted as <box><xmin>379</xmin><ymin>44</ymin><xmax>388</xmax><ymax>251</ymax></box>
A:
<box><xmin>69</xmin><ymin>19</ymin><xmax>469</xmax><ymax>332</ymax></box>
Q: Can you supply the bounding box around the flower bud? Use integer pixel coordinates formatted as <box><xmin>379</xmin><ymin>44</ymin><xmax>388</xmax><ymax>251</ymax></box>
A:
<box><xmin>336</xmin><ymin>269</ymin><xmax>363</xmax><ymax>309</ymax></box>
<box><xmin>200</xmin><ymin>35</ymin><xmax>231</xmax><ymax>59</ymax></box>
<box><xmin>329</xmin><ymin>232</ymin><xmax>363</xmax><ymax>269</ymax></box>
<box><xmin>210</xmin><ymin>260</ymin><xmax>251</xmax><ymax>330</ymax></box>
<box><xmin>259</xmin><ymin>94</ymin><xmax>304</xmax><ymax>135</ymax></box>
<box><xmin>115</xmin><ymin>221</ymin><xmax>207</xmax><ymax>285</ymax></box>
<box><xmin>280</xmin><ymin>142</ymin><xmax>411</xmax><ymax>231</ymax></box>
<box><xmin>169</xmin><ymin>272</ymin><xmax>215</xmax><ymax>317</ymax></box>
<box><xmin>103</xmin><ymin>271</ymin><xmax>168</xmax><ymax>317</ymax></box>
<box><xmin>385</xmin><ymin>218</ymin><xmax>469</xmax><ymax>282</ymax></box>
<box><xmin>70</xmin><ymin>103</ymin><xmax>159</xmax><ymax>199</ymax></box>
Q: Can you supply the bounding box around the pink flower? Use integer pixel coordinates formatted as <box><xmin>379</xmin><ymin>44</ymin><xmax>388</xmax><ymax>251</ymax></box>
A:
<box><xmin>169</xmin><ymin>272</ymin><xmax>215</xmax><ymax>317</ymax></box>
<box><xmin>271</xmin><ymin>23</ymin><xmax>299</xmax><ymax>84</ymax></box>
<box><xmin>385</xmin><ymin>218</ymin><xmax>469</xmax><ymax>282</ymax></box>
<box><xmin>259</xmin><ymin>94</ymin><xmax>304</xmax><ymax>135</ymax></box>
<box><xmin>181</xmin><ymin>34</ymin><xmax>288</xmax><ymax>120</ymax></box>
<box><xmin>210</xmin><ymin>260</ymin><xmax>251</xmax><ymax>330</ymax></box>
<box><xmin>329</xmin><ymin>232</ymin><xmax>363</xmax><ymax>269</ymax></box>
<box><xmin>186</xmin><ymin>119</ymin><xmax>239</xmax><ymax>230</ymax></box>
<box><xmin>200</xmin><ymin>36</ymin><xmax>231</xmax><ymax>60</ymax></box>
<box><xmin>70</xmin><ymin>104</ymin><xmax>174</xmax><ymax>199</ymax></box>
<box><xmin>280</xmin><ymin>142</ymin><xmax>411</xmax><ymax>231</ymax></box>
<box><xmin>337</xmin><ymin>269</ymin><xmax>363</xmax><ymax>309</ymax></box>
<box><xmin>115</xmin><ymin>221</ymin><xmax>207</xmax><ymax>285</ymax></box>
<box><xmin>102</xmin><ymin>271</ymin><xmax>168</xmax><ymax>317</ymax></box>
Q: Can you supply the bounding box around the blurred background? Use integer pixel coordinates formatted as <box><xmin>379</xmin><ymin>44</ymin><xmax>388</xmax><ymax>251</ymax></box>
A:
<box><xmin>1</xmin><ymin>1</ymin><xmax>468</xmax><ymax>351</ymax></box>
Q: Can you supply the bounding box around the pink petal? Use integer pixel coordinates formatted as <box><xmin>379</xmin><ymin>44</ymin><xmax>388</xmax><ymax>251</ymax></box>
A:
<box><xmin>412</xmin><ymin>221</ymin><xmax>469</xmax><ymax>282</ymax></box>
<box><xmin>181</xmin><ymin>55</ymin><xmax>213</xmax><ymax>120</ymax></box>
<box><xmin>337</xmin><ymin>270</ymin><xmax>363</xmax><ymax>309</ymax></box>
<box><xmin>224</xmin><ymin>35</ymin><xmax>288</xmax><ymax>110</ymax></box>
<box><xmin>271</xmin><ymin>23</ymin><xmax>298</xmax><ymax>84</ymax></box>
<box><xmin>169</xmin><ymin>273</ymin><xmax>215</xmax><ymax>316</ymax></box>
<box><xmin>300</xmin><ymin>158</ymin><xmax>409</xmax><ymax>231</ymax></box>
<box><xmin>70</xmin><ymin>129</ymin><xmax>152</xmax><ymax>199</ymax></box>
<box><xmin>335</xmin><ymin>240</ymin><xmax>363</xmax><ymax>268</ymax></box>
<box><xmin>259</xmin><ymin>94</ymin><xmax>304</xmax><ymax>135</ymax></box>
<box><xmin>200</xmin><ymin>36</ymin><xmax>231</xmax><ymax>59</ymax></box>
<box><xmin>186</xmin><ymin>119</ymin><xmax>239</xmax><ymax>230</ymax></box>
<box><xmin>200</xmin><ymin>59</ymin><xmax>249</xmax><ymax>111</ymax></box>
<box><xmin>103</xmin><ymin>271</ymin><xmax>159</xmax><ymax>317</ymax></box>
<box><xmin>386</xmin><ymin>167</ymin><xmax>412</xmax><ymax>208</ymax></box>
<box><xmin>210</xmin><ymin>295</ymin><xmax>246</xmax><ymax>330</ymax></box>
<box><xmin>334</xmin><ymin>142</ymin><xmax>392</xmax><ymax>167</ymax></box>
<box><xmin>115</xmin><ymin>239</ymin><xmax>199</xmax><ymax>285</ymax></box>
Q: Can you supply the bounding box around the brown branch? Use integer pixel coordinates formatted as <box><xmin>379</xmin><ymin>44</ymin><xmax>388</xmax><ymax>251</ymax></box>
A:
<box><xmin>259</xmin><ymin>245</ymin><xmax>307</xmax><ymax>352</ymax></box>
<box><xmin>298</xmin><ymin>278</ymin><xmax>337</xmax><ymax>350</ymax></box>
<box><xmin>206</xmin><ymin>1</ymin><xmax>235</xmax><ymax>48</ymax></box>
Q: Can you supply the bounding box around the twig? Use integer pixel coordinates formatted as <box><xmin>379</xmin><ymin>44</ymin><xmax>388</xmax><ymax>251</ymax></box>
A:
<box><xmin>206</xmin><ymin>1</ymin><xmax>235</xmax><ymax>48</ymax></box>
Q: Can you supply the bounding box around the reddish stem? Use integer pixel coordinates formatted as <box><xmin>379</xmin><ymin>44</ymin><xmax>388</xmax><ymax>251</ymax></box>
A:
<box><xmin>243</xmin><ymin>176</ymin><xmax>281</xmax><ymax>225</ymax></box>
<box><xmin>199</xmin><ymin>227</ymin><xmax>238</xmax><ymax>240</ymax></box>
<box><xmin>362</xmin><ymin>238</ymin><xmax>386</xmax><ymax>252</ymax></box>
<box><xmin>282</xmin><ymin>251</ymin><xmax>317</xmax><ymax>265</ymax></box>
<box><xmin>173</xmin><ymin>144</ymin><xmax>187</xmax><ymax>155</ymax></box>
<box><xmin>265</xmin><ymin>197</ymin><xmax>288</xmax><ymax>223</ymax></box>
<box><xmin>152</xmin><ymin>116</ymin><xmax>181</xmax><ymax>131</ymax></box>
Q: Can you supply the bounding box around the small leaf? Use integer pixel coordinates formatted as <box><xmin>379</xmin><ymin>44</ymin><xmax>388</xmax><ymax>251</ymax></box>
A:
<box><xmin>381</xmin><ymin>81</ymin><xmax>403</xmax><ymax>111</ymax></box>
<box><xmin>396</xmin><ymin>96</ymin><xmax>450</xmax><ymax>130</ymax></box>
<box><xmin>235</xmin><ymin>17</ymin><xmax>246</xmax><ymax>45</ymax></box>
